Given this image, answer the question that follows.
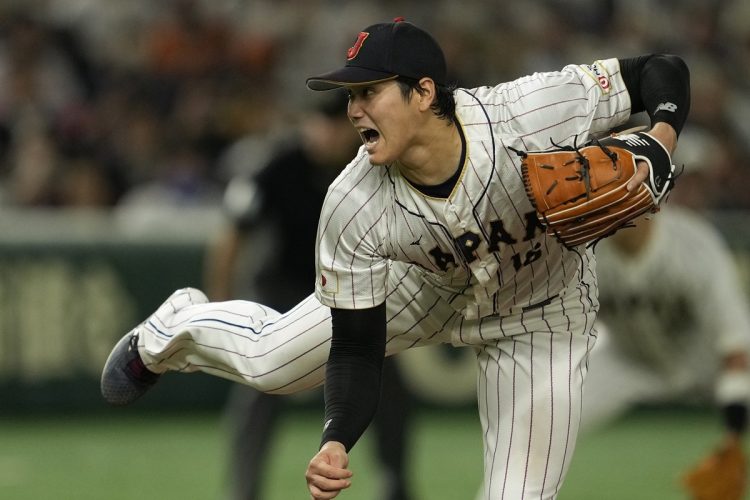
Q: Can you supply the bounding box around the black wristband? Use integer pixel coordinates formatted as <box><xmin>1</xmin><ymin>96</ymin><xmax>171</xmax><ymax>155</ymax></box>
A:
<box><xmin>723</xmin><ymin>402</ymin><xmax>748</xmax><ymax>435</ymax></box>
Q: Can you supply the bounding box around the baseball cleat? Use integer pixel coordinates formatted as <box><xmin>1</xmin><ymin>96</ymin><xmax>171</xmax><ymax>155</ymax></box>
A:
<box><xmin>100</xmin><ymin>327</ymin><xmax>160</xmax><ymax>406</ymax></box>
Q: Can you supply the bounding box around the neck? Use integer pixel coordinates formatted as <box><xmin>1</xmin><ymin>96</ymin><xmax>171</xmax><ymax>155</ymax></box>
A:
<box><xmin>397</xmin><ymin>120</ymin><xmax>462</xmax><ymax>186</ymax></box>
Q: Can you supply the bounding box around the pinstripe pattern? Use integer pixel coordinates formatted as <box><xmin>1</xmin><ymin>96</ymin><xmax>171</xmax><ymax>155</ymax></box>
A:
<box><xmin>136</xmin><ymin>59</ymin><xmax>631</xmax><ymax>499</ymax></box>
<box><xmin>309</xmin><ymin>59</ymin><xmax>626</xmax><ymax>498</ymax></box>
<box><xmin>138</xmin><ymin>265</ymin><xmax>597</xmax><ymax>498</ymax></box>
<box><xmin>476</xmin><ymin>302</ymin><xmax>595</xmax><ymax>499</ymax></box>
<box><xmin>316</xmin><ymin>59</ymin><xmax>628</xmax><ymax>322</ymax></box>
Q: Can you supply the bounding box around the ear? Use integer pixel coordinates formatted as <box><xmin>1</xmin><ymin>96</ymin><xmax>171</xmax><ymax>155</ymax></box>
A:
<box><xmin>416</xmin><ymin>77</ymin><xmax>437</xmax><ymax>111</ymax></box>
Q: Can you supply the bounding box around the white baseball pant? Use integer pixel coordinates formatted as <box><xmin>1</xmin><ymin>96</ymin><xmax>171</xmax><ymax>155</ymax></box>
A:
<box><xmin>137</xmin><ymin>262</ymin><xmax>596</xmax><ymax>499</ymax></box>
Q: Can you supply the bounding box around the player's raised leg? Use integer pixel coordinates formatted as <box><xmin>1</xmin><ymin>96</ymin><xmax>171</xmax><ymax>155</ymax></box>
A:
<box><xmin>101</xmin><ymin>263</ymin><xmax>458</xmax><ymax>406</ymax></box>
<box><xmin>101</xmin><ymin>288</ymin><xmax>334</xmax><ymax>405</ymax></box>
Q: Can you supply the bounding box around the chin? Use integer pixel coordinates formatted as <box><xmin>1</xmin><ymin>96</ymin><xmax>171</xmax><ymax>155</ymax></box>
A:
<box><xmin>366</xmin><ymin>147</ymin><xmax>398</xmax><ymax>167</ymax></box>
<box><xmin>365</xmin><ymin>151</ymin><xmax>388</xmax><ymax>166</ymax></box>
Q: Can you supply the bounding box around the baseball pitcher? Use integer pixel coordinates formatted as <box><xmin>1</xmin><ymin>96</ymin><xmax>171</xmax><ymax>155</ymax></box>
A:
<box><xmin>101</xmin><ymin>18</ymin><xmax>690</xmax><ymax>500</ymax></box>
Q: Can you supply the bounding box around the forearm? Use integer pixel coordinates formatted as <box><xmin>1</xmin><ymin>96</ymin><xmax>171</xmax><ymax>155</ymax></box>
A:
<box><xmin>321</xmin><ymin>304</ymin><xmax>387</xmax><ymax>451</ymax></box>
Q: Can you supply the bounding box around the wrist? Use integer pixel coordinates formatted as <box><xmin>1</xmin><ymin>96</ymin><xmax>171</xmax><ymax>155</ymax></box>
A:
<box><xmin>320</xmin><ymin>440</ymin><xmax>347</xmax><ymax>453</ymax></box>
<box><xmin>648</xmin><ymin>122</ymin><xmax>678</xmax><ymax>154</ymax></box>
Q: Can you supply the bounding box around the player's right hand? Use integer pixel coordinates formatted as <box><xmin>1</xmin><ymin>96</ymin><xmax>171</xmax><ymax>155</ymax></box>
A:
<box><xmin>306</xmin><ymin>441</ymin><xmax>353</xmax><ymax>499</ymax></box>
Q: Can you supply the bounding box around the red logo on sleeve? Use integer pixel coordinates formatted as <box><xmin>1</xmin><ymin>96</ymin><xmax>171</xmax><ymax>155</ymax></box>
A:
<box><xmin>347</xmin><ymin>32</ymin><xmax>369</xmax><ymax>60</ymax></box>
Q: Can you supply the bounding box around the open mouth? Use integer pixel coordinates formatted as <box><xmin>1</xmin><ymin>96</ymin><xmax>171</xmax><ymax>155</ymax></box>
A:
<box><xmin>361</xmin><ymin>128</ymin><xmax>380</xmax><ymax>145</ymax></box>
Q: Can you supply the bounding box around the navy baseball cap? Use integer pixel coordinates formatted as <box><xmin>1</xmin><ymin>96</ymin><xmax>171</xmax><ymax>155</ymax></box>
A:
<box><xmin>306</xmin><ymin>18</ymin><xmax>447</xmax><ymax>91</ymax></box>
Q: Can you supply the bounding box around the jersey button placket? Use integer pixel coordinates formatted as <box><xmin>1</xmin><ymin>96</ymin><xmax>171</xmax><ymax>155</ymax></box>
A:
<box><xmin>445</xmin><ymin>203</ymin><xmax>462</xmax><ymax>236</ymax></box>
<box><xmin>473</xmin><ymin>260</ymin><xmax>491</xmax><ymax>284</ymax></box>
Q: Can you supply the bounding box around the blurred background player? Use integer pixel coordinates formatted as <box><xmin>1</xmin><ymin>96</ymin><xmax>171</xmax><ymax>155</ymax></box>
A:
<box><xmin>584</xmin><ymin>205</ymin><xmax>750</xmax><ymax>430</ymax></box>
<box><xmin>582</xmin><ymin>201</ymin><xmax>750</xmax><ymax>494</ymax></box>
<box><xmin>203</xmin><ymin>93</ymin><xmax>415</xmax><ymax>500</ymax></box>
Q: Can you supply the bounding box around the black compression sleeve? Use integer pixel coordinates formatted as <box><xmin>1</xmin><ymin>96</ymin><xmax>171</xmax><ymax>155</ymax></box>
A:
<box><xmin>619</xmin><ymin>54</ymin><xmax>691</xmax><ymax>136</ymax></box>
<box><xmin>320</xmin><ymin>304</ymin><xmax>386</xmax><ymax>451</ymax></box>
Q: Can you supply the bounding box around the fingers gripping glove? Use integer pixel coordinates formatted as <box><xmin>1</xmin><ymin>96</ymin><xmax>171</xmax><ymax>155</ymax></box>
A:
<box><xmin>682</xmin><ymin>439</ymin><xmax>747</xmax><ymax>500</ymax></box>
<box><xmin>519</xmin><ymin>131</ymin><xmax>676</xmax><ymax>249</ymax></box>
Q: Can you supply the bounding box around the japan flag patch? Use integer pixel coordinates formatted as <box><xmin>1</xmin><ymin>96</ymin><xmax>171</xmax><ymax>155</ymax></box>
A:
<box><xmin>320</xmin><ymin>269</ymin><xmax>339</xmax><ymax>294</ymax></box>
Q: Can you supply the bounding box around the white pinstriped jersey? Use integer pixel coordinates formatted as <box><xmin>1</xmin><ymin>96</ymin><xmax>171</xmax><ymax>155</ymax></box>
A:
<box><xmin>315</xmin><ymin>58</ymin><xmax>632</xmax><ymax>320</ymax></box>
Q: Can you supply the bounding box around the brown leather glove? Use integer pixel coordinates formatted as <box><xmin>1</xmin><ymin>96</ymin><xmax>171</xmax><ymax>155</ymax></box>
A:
<box><xmin>682</xmin><ymin>438</ymin><xmax>747</xmax><ymax>500</ymax></box>
<box><xmin>519</xmin><ymin>131</ymin><xmax>675</xmax><ymax>249</ymax></box>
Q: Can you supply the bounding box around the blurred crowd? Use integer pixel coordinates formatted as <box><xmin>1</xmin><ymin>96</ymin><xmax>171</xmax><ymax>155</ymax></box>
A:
<box><xmin>0</xmin><ymin>0</ymin><xmax>748</xmax><ymax>219</ymax></box>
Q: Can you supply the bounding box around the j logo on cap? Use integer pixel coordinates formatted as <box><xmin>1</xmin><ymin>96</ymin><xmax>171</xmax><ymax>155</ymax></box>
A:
<box><xmin>347</xmin><ymin>32</ymin><xmax>369</xmax><ymax>61</ymax></box>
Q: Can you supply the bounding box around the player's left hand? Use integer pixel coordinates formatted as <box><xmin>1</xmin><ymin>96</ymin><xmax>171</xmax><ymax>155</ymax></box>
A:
<box><xmin>306</xmin><ymin>441</ymin><xmax>353</xmax><ymax>499</ymax></box>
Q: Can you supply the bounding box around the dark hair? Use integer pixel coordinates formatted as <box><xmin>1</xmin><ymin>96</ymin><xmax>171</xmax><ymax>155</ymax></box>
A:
<box><xmin>395</xmin><ymin>77</ymin><xmax>457</xmax><ymax>124</ymax></box>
